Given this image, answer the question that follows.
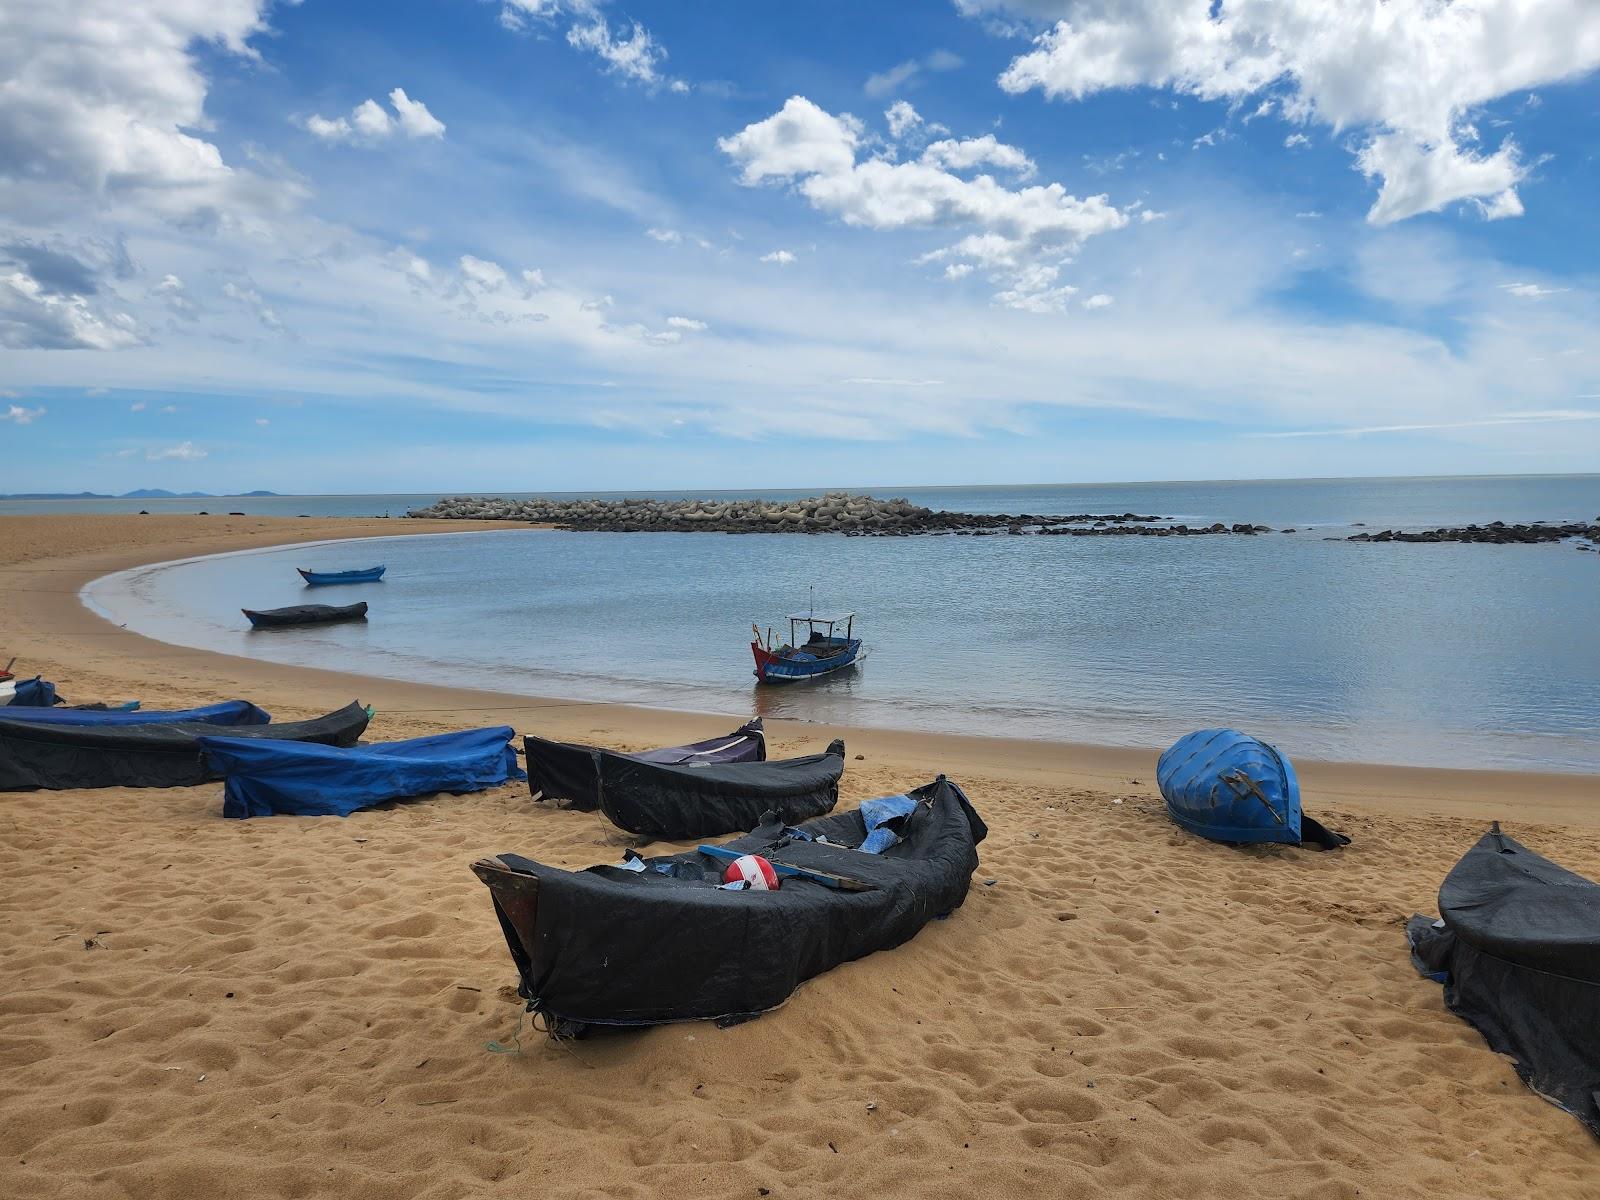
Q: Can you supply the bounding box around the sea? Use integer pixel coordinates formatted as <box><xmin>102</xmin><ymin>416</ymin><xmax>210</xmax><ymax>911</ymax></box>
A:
<box><xmin>63</xmin><ymin>476</ymin><xmax>1600</xmax><ymax>773</ymax></box>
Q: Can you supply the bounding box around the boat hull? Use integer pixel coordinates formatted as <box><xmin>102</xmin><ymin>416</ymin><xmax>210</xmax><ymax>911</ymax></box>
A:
<box><xmin>752</xmin><ymin>638</ymin><xmax>862</xmax><ymax>683</ymax></box>
<box><xmin>243</xmin><ymin>601</ymin><xmax>369</xmax><ymax>629</ymax></box>
<box><xmin>1157</xmin><ymin>728</ymin><xmax>1303</xmax><ymax>845</ymax></box>
<box><xmin>298</xmin><ymin>566</ymin><xmax>385</xmax><ymax>585</ymax></box>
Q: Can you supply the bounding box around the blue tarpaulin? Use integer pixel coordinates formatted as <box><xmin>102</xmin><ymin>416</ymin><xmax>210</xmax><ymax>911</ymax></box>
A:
<box><xmin>202</xmin><ymin>726</ymin><xmax>526</xmax><ymax>818</ymax></box>
<box><xmin>0</xmin><ymin>698</ymin><xmax>270</xmax><ymax>726</ymax></box>
<box><xmin>5</xmin><ymin>678</ymin><xmax>60</xmax><ymax>707</ymax></box>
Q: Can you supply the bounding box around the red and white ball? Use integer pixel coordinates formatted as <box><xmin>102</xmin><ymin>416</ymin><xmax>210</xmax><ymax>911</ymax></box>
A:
<box><xmin>722</xmin><ymin>854</ymin><xmax>780</xmax><ymax>891</ymax></box>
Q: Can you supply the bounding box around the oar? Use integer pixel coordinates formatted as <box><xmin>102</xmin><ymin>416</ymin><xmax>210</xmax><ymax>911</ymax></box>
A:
<box><xmin>697</xmin><ymin>844</ymin><xmax>875</xmax><ymax>892</ymax></box>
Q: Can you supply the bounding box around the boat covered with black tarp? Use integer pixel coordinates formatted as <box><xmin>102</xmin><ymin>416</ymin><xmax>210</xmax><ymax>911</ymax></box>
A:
<box><xmin>201</xmin><ymin>725</ymin><xmax>525</xmax><ymax>818</ymax></box>
<box><xmin>242</xmin><ymin>602</ymin><xmax>368</xmax><ymax>629</ymax></box>
<box><xmin>0</xmin><ymin>701</ymin><xmax>371</xmax><ymax>791</ymax></box>
<box><xmin>1407</xmin><ymin>823</ymin><xmax>1600</xmax><ymax>1138</ymax></box>
<box><xmin>474</xmin><ymin>775</ymin><xmax>986</xmax><ymax>1034</ymax></box>
<box><xmin>553</xmin><ymin>735</ymin><xmax>846</xmax><ymax>841</ymax></box>
<box><xmin>525</xmin><ymin>718</ymin><xmax>766</xmax><ymax>811</ymax></box>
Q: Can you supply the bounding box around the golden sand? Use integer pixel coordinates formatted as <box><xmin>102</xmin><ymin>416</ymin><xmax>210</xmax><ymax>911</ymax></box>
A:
<box><xmin>0</xmin><ymin>514</ymin><xmax>1595</xmax><ymax>1199</ymax></box>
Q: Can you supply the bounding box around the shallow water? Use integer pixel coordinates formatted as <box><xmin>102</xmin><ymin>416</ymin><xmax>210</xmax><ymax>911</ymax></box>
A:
<box><xmin>82</xmin><ymin>477</ymin><xmax>1600</xmax><ymax>773</ymax></box>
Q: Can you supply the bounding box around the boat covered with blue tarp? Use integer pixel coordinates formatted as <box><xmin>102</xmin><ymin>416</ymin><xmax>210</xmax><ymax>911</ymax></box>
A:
<box><xmin>3</xmin><ymin>677</ymin><xmax>60</xmax><ymax>707</ymax></box>
<box><xmin>526</xmin><ymin>717</ymin><xmax>766</xmax><ymax>812</ymax></box>
<box><xmin>202</xmin><ymin>725</ymin><xmax>525</xmax><ymax>818</ymax></box>
<box><xmin>473</xmin><ymin>776</ymin><xmax>986</xmax><ymax>1035</ymax></box>
<box><xmin>0</xmin><ymin>698</ymin><xmax>268</xmax><ymax>726</ymax></box>
<box><xmin>0</xmin><ymin>702</ymin><xmax>370</xmax><ymax>791</ymax></box>
<box><xmin>297</xmin><ymin>565</ymin><xmax>385</xmax><ymax>586</ymax></box>
<box><xmin>1157</xmin><ymin>728</ymin><xmax>1347</xmax><ymax>850</ymax></box>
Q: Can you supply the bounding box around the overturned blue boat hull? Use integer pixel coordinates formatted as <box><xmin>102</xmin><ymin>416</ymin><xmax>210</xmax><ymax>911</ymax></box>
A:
<box><xmin>202</xmin><ymin>725</ymin><xmax>526</xmax><ymax>818</ymax></box>
<box><xmin>1157</xmin><ymin>728</ymin><xmax>1306</xmax><ymax>845</ymax></box>
<box><xmin>298</xmin><ymin>565</ymin><xmax>385</xmax><ymax>586</ymax></box>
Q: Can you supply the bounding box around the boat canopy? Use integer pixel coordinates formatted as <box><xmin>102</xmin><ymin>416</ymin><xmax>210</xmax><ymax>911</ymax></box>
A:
<box><xmin>786</xmin><ymin>612</ymin><xmax>855</xmax><ymax>625</ymax></box>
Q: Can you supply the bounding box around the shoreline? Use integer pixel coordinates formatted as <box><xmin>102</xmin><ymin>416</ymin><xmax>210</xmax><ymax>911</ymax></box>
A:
<box><xmin>2</xmin><ymin>512</ymin><xmax>1594</xmax><ymax>825</ymax></box>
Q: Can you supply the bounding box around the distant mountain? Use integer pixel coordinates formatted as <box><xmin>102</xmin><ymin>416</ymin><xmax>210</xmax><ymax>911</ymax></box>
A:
<box><xmin>2</xmin><ymin>488</ymin><xmax>282</xmax><ymax>500</ymax></box>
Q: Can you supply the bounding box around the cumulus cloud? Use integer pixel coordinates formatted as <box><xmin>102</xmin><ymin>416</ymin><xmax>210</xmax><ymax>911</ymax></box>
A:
<box><xmin>1081</xmin><ymin>292</ymin><xmax>1114</xmax><ymax>309</ymax></box>
<box><xmin>130</xmin><ymin>401</ymin><xmax>147</xmax><ymax>412</ymax></box>
<box><xmin>921</xmin><ymin>135</ymin><xmax>1037</xmax><ymax>178</ymax></box>
<box><xmin>500</xmin><ymin>1</ymin><xmax>677</xmax><ymax>89</ymax></box>
<box><xmin>976</xmin><ymin>0</ymin><xmax>1600</xmax><ymax>223</ymax></box>
<box><xmin>760</xmin><ymin>249</ymin><xmax>797</xmax><ymax>265</ymax></box>
<box><xmin>646</xmin><ymin>227</ymin><xmax>683</xmax><ymax>243</ymax></box>
<box><xmin>458</xmin><ymin>255</ymin><xmax>509</xmax><ymax>292</ymax></box>
<box><xmin>720</xmin><ymin>96</ymin><xmax>1128</xmax><ymax>310</ymax></box>
<box><xmin>221</xmin><ymin>280</ymin><xmax>282</xmax><ymax>332</ymax></box>
<box><xmin>306</xmin><ymin>88</ymin><xmax>445</xmax><ymax>144</ymax></box>
<box><xmin>865</xmin><ymin>49</ymin><xmax>964</xmax><ymax>97</ymax></box>
<box><xmin>147</xmin><ymin>441</ymin><xmax>206</xmax><ymax>461</ymax></box>
<box><xmin>885</xmin><ymin>101</ymin><xmax>924</xmax><ymax>141</ymax></box>
<box><xmin>0</xmin><ymin>2</ymin><xmax>298</xmax><ymax>224</ymax></box>
<box><xmin>0</xmin><ymin>270</ymin><xmax>141</xmax><ymax>349</ymax></box>
<box><xmin>2</xmin><ymin>404</ymin><xmax>45</xmax><ymax>424</ymax></box>
<box><xmin>666</xmin><ymin>316</ymin><xmax>706</xmax><ymax>331</ymax></box>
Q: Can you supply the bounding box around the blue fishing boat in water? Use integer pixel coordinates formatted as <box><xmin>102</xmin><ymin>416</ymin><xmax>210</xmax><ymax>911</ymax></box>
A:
<box><xmin>752</xmin><ymin>612</ymin><xmax>863</xmax><ymax>683</ymax></box>
<box><xmin>297</xmin><ymin>565</ymin><xmax>385</xmax><ymax>586</ymax></box>
<box><xmin>1156</xmin><ymin>728</ymin><xmax>1347</xmax><ymax>849</ymax></box>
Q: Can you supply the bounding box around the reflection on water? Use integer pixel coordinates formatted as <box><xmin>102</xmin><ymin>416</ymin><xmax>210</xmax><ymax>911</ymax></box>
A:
<box><xmin>82</xmin><ymin>474</ymin><xmax>1600</xmax><ymax>774</ymax></box>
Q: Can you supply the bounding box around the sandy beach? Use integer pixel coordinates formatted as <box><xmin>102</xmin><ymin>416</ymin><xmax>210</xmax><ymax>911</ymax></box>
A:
<box><xmin>1</xmin><ymin>513</ymin><xmax>1596</xmax><ymax>1199</ymax></box>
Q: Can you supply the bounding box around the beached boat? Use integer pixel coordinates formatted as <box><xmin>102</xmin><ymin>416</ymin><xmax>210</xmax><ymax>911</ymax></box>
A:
<box><xmin>473</xmin><ymin>775</ymin><xmax>986</xmax><ymax>1035</ymax></box>
<box><xmin>297</xmin><ymin>565</ymin><xmax>385</xmax><ymax>586</ymax></box>
<box><xmin>0</xmin><ymin>701</ymin><xmax>371</xmax><ymax>790</ymax></box>
<box><xmin>541</xmin><ymin>735</ymin><xmax>845</xmax><ymax>841</ymax></box>
<box><xmin>202</xmin><ymin>726</ymin><xmax>524</xmax><ymax>818</ymax></box>
<box><xmin>1157</xmin><ymin>728</ymin><xmax>1347</xmax><ymax>849</ymax></box>
<box><xmin>1408</xmin><ymin>823</ymin><xmax>1600</xmax><ymax>1138</ymax></box>
<box><xmin>243</xmin><ymin>601</ymin><xmax>368</xmax><ymax>629</ymax></box>
<box><xmin>2</xmin><ymin>676</ymin><xmax>59</xmax><ymax>707</ymax></box>
<box><xmin>525</xmin><ymin>717</ymin><xmax>766</xmax><ymax>810</ymax></box>
<box><xmin>751</xmin><ymin>612</ymin><xmax>862</xmax><ymax>683</ymax></box>
<box><xmin>0</xmin><ymin>698</ymin><xmax>266</xmax><ymax>726</ymax></box>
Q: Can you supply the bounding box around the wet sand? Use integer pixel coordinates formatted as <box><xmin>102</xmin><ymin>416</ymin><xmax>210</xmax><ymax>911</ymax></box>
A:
<box><xmin>1</xmin><ymin>514</ymin><xmax>1596</xmax><ymax>1199</ymax></box>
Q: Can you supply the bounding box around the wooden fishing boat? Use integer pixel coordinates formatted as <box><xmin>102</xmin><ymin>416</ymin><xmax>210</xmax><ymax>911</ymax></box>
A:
<box><xmin>751</xmin><ymin>612</ymin><xmax>862</xmax><ymax>683</ymax></box>
<box><xmin>243</xmin><ymin>601</ymin><xmax>368</xmax><ymax>629</ymax></box>
<box><xmin>297</xmin><ymin>565</ymin><xmax>385</xmax><ymax>586</ymax></box>
<box><xmin>472</xmin><ymin>776</ymin><xmax>987</xmax><ymax>1035</ymax></box>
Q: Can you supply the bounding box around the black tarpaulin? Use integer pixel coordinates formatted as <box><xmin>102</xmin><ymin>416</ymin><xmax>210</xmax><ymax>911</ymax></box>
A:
<box><xmin>0</xmin><ymin>701</ymin><xmax>371</xmax><ymax>791</ymax></box>
<box><xmin>1407</xmin><ymin>824</ymin><xmax>1600</xmax><ymax>1138</ymax></box>
<box><xmin>474</xmin><ymin>776</ymin><xmax>987</xmax><ymax>1031</ymax></box>
<box><xmin>525</xmin><ymin>718</ymin><xmax>766</xmax><ymax>812</ymax></box>
<box><xmin>592</xmin><ymin>738</ymin><xmax>846</xmax><ymax>840</ymax></box>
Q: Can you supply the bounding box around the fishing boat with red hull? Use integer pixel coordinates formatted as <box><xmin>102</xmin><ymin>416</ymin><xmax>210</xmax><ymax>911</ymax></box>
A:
<box><xmin>751</xmin><ymin>612</ymin><xmax>863</xmax><ymax>683</ymax></box>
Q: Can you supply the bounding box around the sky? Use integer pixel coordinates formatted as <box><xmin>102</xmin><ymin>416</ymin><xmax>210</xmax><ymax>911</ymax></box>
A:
<box><xmin>1</xmin><ymin>0</ymin><xmax>1598</xmax><ymax>494</ymax></box>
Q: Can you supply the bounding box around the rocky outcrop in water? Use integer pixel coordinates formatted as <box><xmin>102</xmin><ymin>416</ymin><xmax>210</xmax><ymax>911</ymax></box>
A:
<box><xmin>1346</xmin><ymin>519</ymin><xmax>1600</xmax><ymax>545</ymax></box>
<box><xmin>405</xmin><ymin>493</ymin><xmax>1178</xmax><ymax>535</ymax></box>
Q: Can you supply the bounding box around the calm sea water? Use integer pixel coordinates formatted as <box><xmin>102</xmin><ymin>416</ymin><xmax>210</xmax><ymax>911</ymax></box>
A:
<box><xmin>80</xmin><ymin>477</ymin><xmax>1600</xmax><ymax>773</ymax></box>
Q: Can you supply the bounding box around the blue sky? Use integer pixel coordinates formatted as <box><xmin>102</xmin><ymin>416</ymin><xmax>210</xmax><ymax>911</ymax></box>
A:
<box><xmin>1</xmin><ymin>1</ymin><xmax>1598</xmax><ymax>493</ymax></box>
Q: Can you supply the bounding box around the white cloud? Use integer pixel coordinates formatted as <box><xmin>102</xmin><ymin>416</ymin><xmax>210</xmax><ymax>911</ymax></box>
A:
<box><xmin>459</xmin><ymin>255</ymin><xmax>509</xmax><ymax>292</ymax></box>
<box><xmin>1</xmin><ymin>270</ymin><xmax>142</xmax><ymax>349</ymax></box>
<box><xmin>760</xmin><ymin>249</ymin><xmax>798</xmax><ymax>265</ymax></box>
<box><xmin>520</xmin><ymin>268</ymin><xmax>547</xmax><ymax>293</ymax></box>
<box><xmin>921</xmin><ymin>135</ymin><xmax>1037</xmax><ymax>179</ymax></box>
<box><xmin>1284</xmin><ymin>133</ymin><xmax>1310</xmax><ymax>149</ymax></box>
<box><xmin>2</xmin><ymin>404</ymin><xmax>45</xmax><ymax>424</ymax></box>
<box><xmin>844</xmin><ymin>377</ymin><xmax>944</xmax><ymax>386</ymax></box>
<box><xmin>646</xmin><ymin>227</ymin><xmax>683</xmax><ymax>243</ymax></box>
<box><xmin>306</xmin><ymin>88</ymin><xmax>445</xmax><ymax>144</ymax></box>
<box><xmin>1082</xmin><ymin>293</ymin><xmax>1114</xmax><ymax>309</ymax></box>
<box><xmin>255</xmin><ymin>417</ymin><xmax>269</xmax><ymax>426</ymax></box>
<box><xmin>388</xmin><ymin>88</ymin><xmax>445</xmax><ymax>138</ymax></box>
<box><xmin>159</xmin><ymin>405</ymin><xmax>178</xmax><ymax>414</ymax></box>
<box><xmin>221</xmin><ymin>281</ymin><xmax>282</xmax><ymax>332</ymax></box>
<box><xmin>666</xmin><ymin>316</ymin><xmax>706</xmax><ymax>331</ymax></box>
<box><xmin>721</xmin><ymin>96</ymin><xmax>1128</xmax><ymax>309</ymax></box>
<box><xmin>0</xmin><ymin>1</ymin><xmax>295</xmax><ymax>224</ymax></box>
<box><xmin>865</xmin><ymin>49</ymin><xmax>964</xmax><ymax>97</ymax></box>
<box><xmin>151</xmin><ymin>273</ymin><xmax>198</xmax><ymax>320</ymax></box>
<box><xmin>580</xmin><ymin>294</ymin><xmax>615</xmax><ymax>310</ymax></box>
<box><xmin>945</xmin><ymin>263</ymin><xmax>974</xmax><ymax>279</ymax></box>
<box><xmin>981</xmin><ymin>0</ymin><xmax>1600</xmax><ymax>223</ymax></box>
<box><xmin>147</xmin><ymin>440</ymin><xmax>206</xmax><ymax>461</ymax></box>
<box><xmin>1252</xmin><ymin>410</ymin><xmax>1600</xmax><ymax>439</ymax></box>
<box><xmin>500</xmin><ymin>2</ymin><xmax>677</xmax><ymax>88</ymax></box>
<box><xmin>130</xmin><ymin>401</ymin><xmax>146</xmax><ymax>412</ymax></box>
<box><xmin>1502</xmin><ymin>282</ymin><xmax>1567</xmax><ymax>299</ymax></box>
<box><xmin>886</xmin><ymin>101</ymin><xmax>923</xmax><ymax>141</ymax></box>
